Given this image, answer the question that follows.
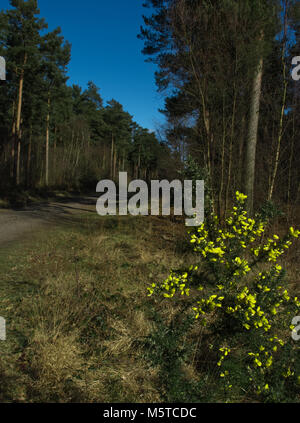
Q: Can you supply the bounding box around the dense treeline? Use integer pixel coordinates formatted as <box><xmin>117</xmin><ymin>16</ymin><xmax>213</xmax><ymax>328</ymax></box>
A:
<box><xmin>139</xmin><ymin>0</ymin><xmax>300</xmax><ymax>216</ymax></box>
<box><xmin>0</xmin><ymin>0</ymin><xmax>299</xmax><ymax>215</ymax></box>
<box><xmin>0</xmin><ymin>0</ymin><xmax>173</xmax><ymax>193</ymax></box>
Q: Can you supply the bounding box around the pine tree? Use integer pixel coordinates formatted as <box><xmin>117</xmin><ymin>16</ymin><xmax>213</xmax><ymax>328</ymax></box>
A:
<box><xmin>5</xmin><ymin>0</ymin><xmax>47</xmax><ymax>185</ymax></box>
<box><xmin>40</xmin><ymin>27</ymin><xmax>71</xmax><ymax>185</ymax></box>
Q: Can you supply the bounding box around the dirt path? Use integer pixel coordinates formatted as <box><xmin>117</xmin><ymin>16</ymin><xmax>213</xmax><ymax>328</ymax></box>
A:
<box><xmin>0</xmin><ymin>195</ymin><xmax>98</xmax><ymax>247</ymax></box>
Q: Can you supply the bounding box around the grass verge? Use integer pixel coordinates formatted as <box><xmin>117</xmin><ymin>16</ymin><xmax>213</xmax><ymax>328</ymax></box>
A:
<box><xmin>0</xmin><ymin>212</ymin><xmax>299</xmax><ymax>403</ymax></box>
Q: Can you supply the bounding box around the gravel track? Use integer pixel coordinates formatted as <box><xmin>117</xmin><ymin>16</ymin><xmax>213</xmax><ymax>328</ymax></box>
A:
<box><xmin>0</xmin><ymin>195</ymin><xmax>98</xmax><ymax>247</ymax></box>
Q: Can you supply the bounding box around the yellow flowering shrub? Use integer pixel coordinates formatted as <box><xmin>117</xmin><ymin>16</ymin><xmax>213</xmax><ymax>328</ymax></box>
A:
<box><xmin>148</xmin><ymin>192</ymin><xmax>300</xmax><ymax>401</ymax></box>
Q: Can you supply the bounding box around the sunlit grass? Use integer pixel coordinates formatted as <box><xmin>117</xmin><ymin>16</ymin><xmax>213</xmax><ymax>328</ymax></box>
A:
<box><xmin>0</xmin><ymin>214</ymin><xmax>188</xmax><ymax>402</ymax></box>
<box><xmin>0</xmin><ymin>212</ymin><xmax>298</xmax><ymax>403</ymax></box>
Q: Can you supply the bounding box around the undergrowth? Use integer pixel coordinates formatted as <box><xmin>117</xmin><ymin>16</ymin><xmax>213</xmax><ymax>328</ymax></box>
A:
<box><xmin>0</xmin><ymin>197</ymin><xmax>299</xmax><ymax>403</ymax></box>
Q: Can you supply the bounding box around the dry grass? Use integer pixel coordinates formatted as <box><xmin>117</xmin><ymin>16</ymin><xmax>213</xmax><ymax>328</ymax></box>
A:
<box><xmin>0</xmin><ymin>210</ymin><xmax>299</xmax><ymax>403</ymax></box>
<box><xmin>0</xmin><ymin>213</ymin><xmax>189</xmax><ymax>402</ymax></box>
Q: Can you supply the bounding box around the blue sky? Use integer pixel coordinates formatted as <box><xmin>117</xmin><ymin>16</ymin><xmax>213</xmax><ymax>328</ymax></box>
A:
<box><xmin>2</xmin><ymin>0</ymin><xmax>165</xmax><ymax>131</ymax></box>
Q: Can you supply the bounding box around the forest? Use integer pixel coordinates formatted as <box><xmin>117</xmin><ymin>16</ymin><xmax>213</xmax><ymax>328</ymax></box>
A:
<box><xmin>0</xmin><ymin>0</ymin><xmax>299</xmax><ymax>216</ymax></box>
<box><xmin>0</xmin><ymin>0</ymin><xmax>173</xmax><ymax>202</ymax></box>
<box><xmin>139</xmin><ymin>0</ymin><xmax>300</xmax><ymax>219</ymax></box>
<box><xmin>0</xmin><ymin>0</ymin><xmax>299</xmax><ymax>406</ymax></box>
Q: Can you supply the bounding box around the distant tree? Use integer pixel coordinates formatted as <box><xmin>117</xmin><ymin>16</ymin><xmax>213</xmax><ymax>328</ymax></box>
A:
<box><xmin>102</xmin><ymin>100</ymin><xmax>133</xmax><ymax>179</ymax></box>
<box><xmin>40</xmin><ymin>27</ymin><xmax>71</xmax><ymax>185</ymax></box>
<box><xmin>5</xmin><ymin>0</ymin><xmax>47</xmax><ymax>185</ymax></box>
<box><xmin>139</xmin><ymin>0</ymin><xmax>291</xmax><ymax>216</ymax></box>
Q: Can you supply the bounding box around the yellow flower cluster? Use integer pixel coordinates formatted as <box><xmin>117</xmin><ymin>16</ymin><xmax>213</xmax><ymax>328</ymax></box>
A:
<box><xmin>226</xmin><ymin>196</ymin><xmax>264</xmax><ymax>242</ymax></box>
<box><xmin>290</xmin><ymin>227</ymin><xmax>300</xmax><ymax>238</ymax></box>
<box><xmin>190</xmin><ymin>226</ymin><xmax>226</xmax><ymax>263</ymax></box>
<box><xmin>282</xmin><ymin>367</ymin><xmax>294</xmax><ymax>378</ymax></box>
<box><xmin>193</xmin><ymin>294</ymin><xmax>224</xmax><ymax>320</ymax></box>
<box><xmin>148</xmin><ymin>271</ymin><xmax>191</xmax><ymax>298</ymax></box>
<box><xmin>217</xmin><ymin>347</ymin><xmax>231</xmax><ymax>367</ymax></box>
<box><xmin>147</xmin><ymin>191</ymin><xmax>300</xmax><ymax>397</ymax></box>
<box><xmin>233</xmin><ymin>256</ymin><xmax>251</xmax><ymax>275</ymax></box>
<box><xmin>236</xmin><ymin>192</ymin><xmax>247</xmax><ymax>202</ymax></box>
<box><xmin>256</xmin><ymin>384</ymin><xmax>270</xmax><ymax>394</ymax></box>
<box><xmin>248</xmin><ymin>348</ymin><xmax>273</xmax><ymax>368</ymax></box>
<box><xmin>252</xmin><ymin>236</ymin><xmax>293</xmax><ymax>262</ymax></box>
<box><xmin>269</xmin><ymin>335</ymin><xmax>285</xmax><ymax>347</ymax></box>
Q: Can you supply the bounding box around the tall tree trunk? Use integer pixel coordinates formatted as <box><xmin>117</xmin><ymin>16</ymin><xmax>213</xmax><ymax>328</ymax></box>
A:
<box><xmin>16</xmin><ymin>123</ymin><xmax>23</xmax><ymax>185</ymax></box>
<box><xmin>45</xmin><ymin>92</ymin><xmax>51</xmax><ymax>186</ymax></box>
<box><xmin>102</xmin><ymin>147</ymin><xmax>106</xmax><ymax>171</ymax></box>
<box><xmin>287</xmin><ymin>103</ymin><xmax>295</xmax><ymax>209</ymax></box>
<box><xmin>225</xmin><ymin>89</ymin><xmax>237</xmax><ymax>217</ymax></box>
<box><xmin>26</xmin><ymin>122</ymin><xmax>32</xmax><ymax>187</ymax></box>
<box><xmin>11</xmin><ymin>107</ymin><xmax>16</xmax><ymax>179</ymax></box>
<box><xmin>244</xmin><ymin>54</ymin><xmax>264</xmax><ymax>215</ymax></box>
<box><xmin>137</xmin><ymin>146</ymin><xmax>141</xmax><ymax>179</ymax></box>
<box><xmin>16</xmin><ymin>54</ymin><xmax>27</xmax><ymax>185</ymax></box>
<box><xmin>113</xmin><ymin>149</ymin><xmax>117</xmax><ymax>180</ymax></box>
<box><xmin>53</xmin><ymin>125</ymin><xmax>57</xmax><ymax>181</ymax></box>
<box><xmin>218</xmin><ymin>93</ymin><xmax>226</xmax><ymax>220</ymax></box>
<box><xmin>268</xmin><ymin>2</ymin><xmax>288</xmax><ymax>202</ymax></box>
<box><xmin>238</xmin><ymin>115</ymin><xmax>246</xmax><ymax>190</ymax></box>
<box><xmin>110</xmin><ymin>132</ymin><xmax>114</xmax><ymax>179</ymax></box>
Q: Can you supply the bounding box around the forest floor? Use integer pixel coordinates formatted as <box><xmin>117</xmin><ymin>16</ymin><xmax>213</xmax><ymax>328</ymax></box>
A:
<box><xmin>0</xmin><ymin>207</ymin><xmax>192</xmax><ymax>403</ymax></box>
<box><xmin>0</xmin><ymin>198</ymin><xmax>299</xmax><ymax>403</ymax></box>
